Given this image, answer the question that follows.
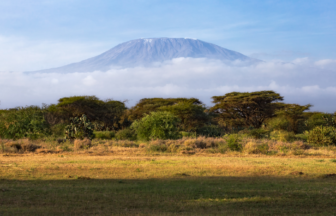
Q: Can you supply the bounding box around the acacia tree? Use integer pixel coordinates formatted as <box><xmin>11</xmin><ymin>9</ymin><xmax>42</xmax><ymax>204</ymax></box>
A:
<box><xmin>159</xmin><ymin>101</ymin><xmax>209</xmax><ymax>132</ymax></box>
<box><xmin>46</xmin><ymin>96</ymin><xmax>128</xmax><ymax>130</ymax></box>
<box><xmin>210</xmin><ymin>91</ymin><xmax>284</xmax><ymax>129</ymax></box>
<box><xmin>125</xmin><ymin>98</ymin><xmax>208</xmax><ymax>132</ymax></box>
<box><xmin>276</xmin><ymin>104</ymin><xmax>312</xmax><ymax>134</ymax></box>
<box><xmin>126</xmin><ymin>98</ymin><xmax>202</xmax><ymax>121</ymax></box>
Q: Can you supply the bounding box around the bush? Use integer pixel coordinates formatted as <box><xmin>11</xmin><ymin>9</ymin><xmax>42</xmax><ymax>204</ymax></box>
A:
<box><xmin>94</xmin><ymin>131</ymin><xmax>115</xmax><ymax>140</ymax></box>
<box><xmin>304</xmin><ymin>112</ymin><xmax>332</xmax><ymax>130</ymax></box>
<box><xmin>295</xmin><ymin>133</ymin><xmax>308</xmax><ymax>142</ymax></box>
<box><xmin>0</xmin><ymin>106</ymin><xmax>51</xmax><ymax>140</ymax></box>
<box><xmin>244</xmin><ymin>141</ymin><xmax>269</xmax><ymax>154</ymax></box>
<box><xmin>51</xmin><ymin>123</ymin><xmax>66</xmax><ymax>138</ymax></box>
<box><xmin>113</xmin><ymin>140</ymin><xmax>138</xmax><ymax>148</ymax></box>
<box><xmin>74</xmin><ymin>138</ymin><xmax>92</xmax><ymax>150</ymax></box>
<box><xmin>196</xmin><ymin>125</ymin><xmax>223</xmax><ymax>137</ymax></box>
<box><xmin>181</xmin><ymin>131</ymin><xmax>196</xmax><ymax>138</ymax></box>
<box><xmin>270</xmin><ymin>130</ymin><xmax>296</xmax><ymax>142</ymax></box>
<box><xmin>266</xmin><ymin>116</ymin><xmax>290</xmax><ymax>131</ymax></box>
<box><xmin>147</xmin><ymin>143</ymin><xmax>168</xmax><ymax>152</ymax></box>
<box><xmin>307</xmin><ymin>126</ymin><xmax>336</xmax><ymax>146</ymax></box>
<box><xmin>131</xmin><ymin>111</ymin><xmax>181</xmax><ymax>141</ymax></box>
<box><xmin>4</xmin><ymin>139</ymin><xmax>41</xmax><ymax>152</ymax></box>
<box><xmin>65</xmin><ymin>115</ymin><xmax>94</xmax><ymax>140</ymax></box>
<box><xmin>248</xmin><ymin>128</ymin><xmax>270</xmax><ymax>139</ymax></box>
<box><xmin>226</xmin><ymin>134</ymin><xmax>242</xmax><ymax>151</ymax></box>
<box><xmin>115</xmin><ymin>128</ymin><xmax>136</xmax><ymax>140</ymax></box>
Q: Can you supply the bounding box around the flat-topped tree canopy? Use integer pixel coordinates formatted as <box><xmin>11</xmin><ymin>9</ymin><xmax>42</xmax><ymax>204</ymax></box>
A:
<box><xmin>127</xmin><ymin>97</ymin><xmax>208</xmax><ymax>132</ymax></box>
<box><xmin>47</xmin><ymin>95</ymin><xmax>127</xmax><ymax>130</ymax></box>
<box><xmin>127</xmin><ymin>97</ymin><xmax>203</xmax><ymax>121</ymax></box>
<box><xmin>210</xmin><ymin>91</ymin><xmax>284</xmax><ymax>129</ymax></box>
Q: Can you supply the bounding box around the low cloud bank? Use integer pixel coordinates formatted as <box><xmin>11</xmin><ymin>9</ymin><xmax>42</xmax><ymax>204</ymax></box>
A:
<box><xmin>1</xmin><ymin>57</ymin><xmax>336</xmax><ymax>112</ymax></box>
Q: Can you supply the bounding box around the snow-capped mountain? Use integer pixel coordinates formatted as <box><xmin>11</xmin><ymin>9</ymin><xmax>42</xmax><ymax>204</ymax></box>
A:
<box><xmin>31</xmin><ymin>38</ymin><xmax>258</xmax><ymax>73</ymax></box>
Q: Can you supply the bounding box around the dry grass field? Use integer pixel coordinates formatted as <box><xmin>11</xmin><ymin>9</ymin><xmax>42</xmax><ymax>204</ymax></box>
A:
<box><xmin>1</xmin><ymin>145</ymin><xmax>336</xmax><ymax>215</ymax></box>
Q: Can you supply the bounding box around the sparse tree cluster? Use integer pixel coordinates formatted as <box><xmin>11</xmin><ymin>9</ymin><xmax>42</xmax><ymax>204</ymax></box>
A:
<box><xmin>1</xmin><ymin>90</ymin><xmax>335</xmax><ymax>146</ymax></box>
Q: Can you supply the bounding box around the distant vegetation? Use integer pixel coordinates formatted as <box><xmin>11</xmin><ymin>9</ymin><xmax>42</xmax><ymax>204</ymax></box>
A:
<box><xmin>1</xmin><ymin>90</ymin><xmax>335</xmax><ymax>148</ymax></box>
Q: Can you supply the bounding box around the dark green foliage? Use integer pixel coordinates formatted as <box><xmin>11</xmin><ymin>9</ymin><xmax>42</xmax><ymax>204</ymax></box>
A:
<box><xmin>0</xmin><ymin>106</ymin><xmax>50</xmax><ymax>139</ymax></box>
<box><xmin>115</xmin><ymin>128</ymin><xmax>136</xmax><ymax>140</ymax></box>
<box><xmin>47</xmin><ymin>96</ymin><xmax>127</xmax><ymax>130</ymax></box>
<box><xmin>50</xmin><ymin>123</ymin><xmax>67</xmax><ymax>138</ymax></box>
<box><xmin>295</xmin><ymin>133</ymin><xmax>308</xmax><ymax>142</ymax></box>
<box><xmin>248</xmin><ymin>128</ymin><xmax>270</xmax><ymax>139</ymax></box>
<box><xmin>321</xmin><ymin>112</ymin><xmax>336</xmax><ymax>127</ymax></box>
<box><xmin>131</xmin><ymin>111</ymin><xmax>181</xmax><ymax>141</ymax></box>
<box><xmin>226</xmin><ymin>134</ymin><xmax>242</xmax><ymax>151</ymax></box>
<box><xmin>304</xmin><ymin>112</ymin><xmax>336</xmax><ymax>132</ymax></box>
<box><xmin>65</xmin><ymin>114</ymin><xmax>94</xmax><ymax>140</ymax></box>
<box><xmin>270</xmin><ymin>130</ymin><xmax>296</xmax><ymax>142</ymax></box>
<box><xmin>159</xmin><ymin>101</ymin><xmax>209</xmax><ymax>132</ymax></box>
<box><xmin>181</xmin><ymin>131</ymin><xmax>197</xmax><ymax>138</ymax></box>
<box><xmin>196</xmin><ymin>125</ymin><xmax>223</xmax><ymax>137</ymax></box>
<box><xmin>127</xmin><ymin>98</ymin><xmax>202</xmax><ymax>121</ymax></box>
<box><xmin>307</xmin><ymin>126</ymin><xmax>336</xmax><ymax>146</ymax></box>
<box><xmin>266</xmin><ymin>116</ymin><xmax>290</xmax><ymax>131</ymax></box>
<box><xmin>275</xmin><ymin>104</ymin><xmax>312</xmax><ymax>134</ymax></box>
<box><xmin>94</xmin><ymin>131</ymin><xmax>115</xmax><ymax>140</ymax></box>
<box><xmin>211</xmin><ymin>91</ymin><xmax>284</xmax><ymax>129</ymax></box>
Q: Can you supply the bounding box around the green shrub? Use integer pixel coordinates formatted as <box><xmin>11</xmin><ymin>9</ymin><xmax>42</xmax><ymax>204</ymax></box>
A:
<box><xmin>244</xmin><ymin>141</ymin><xmax>269</xmax><ymax>154</ymax></box>
<box><xmin>94</xmin><ymin>131</ymin><xmax>115</xmax><ymax>140</ymax></box>
<box><xmin>181</xmin><ymin>131</ymin><xmax>196</xmax><ymax>138</ymax></box>
<box><xmin>0</xmin><ymin>106</ymin><xmax>51</xmax><ymax>140</ymax></box>
<box><xmin>248</xmin><ymin>128</ymin><xmax>270</xmax><ymax>139</ymax></box>
<box><xmin>304</xmin><ymin>112</ymin><xmax>332</xmax><ymax>130</ymax></box>
<box><xmin>51</xmin><ymin>123</ymin><xmax>66</xmax><ymax>138</ymax></box>
<box><xmin>217</xmin><ymin>143</ymin><xmax>229</xmax><ymax>154</ymax></box>
<box><xmin>295</xmin><ymin>133</ymin><xmax>308</xmax><ymax>142</ymax></box>
<box><xmin>131</xmin><ymin>111</ymin><xmax>180</xmax><ymax>141</ymax></box>
<box><xmin>115</xmin><ymin>128</ymin><xmax>136</xmax><ymax>141</ymax></box>
<box><xmin>270</xmin><ymin>130</ymin><xmax>296</xmax><ymax>142</ymax></box>
<box><xmin>196</xmin><ymin>125</ymin><xmax>223</xmax><ymax>137</ymax></box>
<box><xmin>226</xmin><ymin>134</ymin><xmax>242</xmax><ymax>151</ymax></box>
<box><xmin>266</xmin><ymin>116</ymin><xmax>290</xmax><ymax>131</ymax></box>
<box><xmin>148</xmin><ymin>144</ymin><xmax>168</xmax><ymax>152</ymax></box>
<box><xmin>65</xmin><ymin>115</ymin><xmax>95</xmax><ymax>140</ymax></box>
<box><xmin>307</xmin><ymin>126</ymin><xmax>336</xmax><ymax>146</ymax></box>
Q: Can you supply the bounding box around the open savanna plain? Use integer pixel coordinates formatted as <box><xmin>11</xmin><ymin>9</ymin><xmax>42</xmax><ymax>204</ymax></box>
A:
<box><xmin>1</xmin><ymin>148</ymin><xmax>336</xmax><ymax>215</ymax></box>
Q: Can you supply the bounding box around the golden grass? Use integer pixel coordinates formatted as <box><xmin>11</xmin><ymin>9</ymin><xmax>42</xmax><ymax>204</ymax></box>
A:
<box><xmin>1</xmin><ymin>146</ymin><xmax>336</xmax><ymax>215</ymax></box>
<box><xmin>1</xmin><ymin>150</ymin><xmax>336</xmax><ymax>180</ymax></box>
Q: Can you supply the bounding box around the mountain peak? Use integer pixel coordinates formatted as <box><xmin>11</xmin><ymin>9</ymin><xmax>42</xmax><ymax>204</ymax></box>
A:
<box><xmin>31</xmin><ymin>37</ymin><xmax>258</xmax><ymax>73</ymax></box>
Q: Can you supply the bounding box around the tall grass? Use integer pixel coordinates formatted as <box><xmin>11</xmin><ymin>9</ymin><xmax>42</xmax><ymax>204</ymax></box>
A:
<box><xmin>1</xmin><ymin>136</ymin><xmax>336</xmax><ymax>157</ymax></box>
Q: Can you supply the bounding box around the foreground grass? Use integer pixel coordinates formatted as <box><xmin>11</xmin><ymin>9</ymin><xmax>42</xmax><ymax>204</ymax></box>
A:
<box><xmin>1</xmin><ymin>152</ymin><xmax>336</xmax><ymax>215</ymax></box>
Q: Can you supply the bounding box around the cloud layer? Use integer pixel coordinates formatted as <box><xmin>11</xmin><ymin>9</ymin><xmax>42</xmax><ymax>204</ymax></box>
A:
<box><xmin>1</xmin><ymin>57</ymin><xmax>336</xmax><ymax>112</ymax></box>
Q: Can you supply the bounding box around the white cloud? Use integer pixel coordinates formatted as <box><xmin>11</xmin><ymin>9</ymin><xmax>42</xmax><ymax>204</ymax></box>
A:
<box><xmin>0</xmin><ymin>35</ymin><xmax>108</xmax><ymax>71</ymax></box>
<box><xmin>0</xmin><ymin>57</ymin><xmax>336</xmax><ymax>112</ymax></box>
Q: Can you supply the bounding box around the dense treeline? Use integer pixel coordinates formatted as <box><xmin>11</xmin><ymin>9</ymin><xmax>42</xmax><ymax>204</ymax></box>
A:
<box><xmin>0</xmin><ymin>90</ymin><xmax>335</xmax><ymax>146</ymax></box>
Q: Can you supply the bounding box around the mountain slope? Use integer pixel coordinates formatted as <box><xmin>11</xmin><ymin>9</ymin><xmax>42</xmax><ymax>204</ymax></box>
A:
<box><xmin>32</xmin><ymin>38</ymin><xmax>258</xmax><ymax>73</ymax></box>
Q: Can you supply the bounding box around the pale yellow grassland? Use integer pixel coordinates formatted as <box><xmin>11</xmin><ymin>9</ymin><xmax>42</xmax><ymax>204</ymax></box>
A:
<box><xmin>1</xmin><ymin>148</ymin><xmax>336</xmax><ymax>180</ymax></box>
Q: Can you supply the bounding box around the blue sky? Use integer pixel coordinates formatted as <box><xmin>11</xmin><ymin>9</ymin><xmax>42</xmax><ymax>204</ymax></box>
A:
<box><xmin>1</xmin><ymin>0</ymin><xmax>336</xmax><ymax>111</ymax></box>
<box><xmin>0</xmin><ymin>0</ymin><xmax>335</xmax><ymax>71</ymax></box>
